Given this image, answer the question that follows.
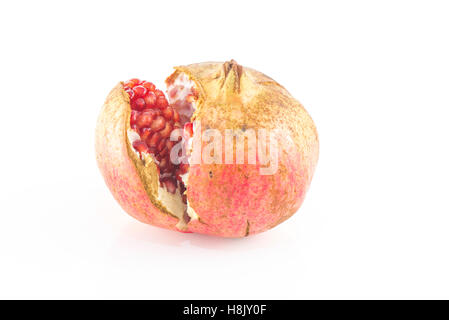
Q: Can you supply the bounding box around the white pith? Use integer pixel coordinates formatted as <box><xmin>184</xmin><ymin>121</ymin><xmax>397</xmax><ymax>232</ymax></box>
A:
<box><xmin>128</xmin><ymin>72</ymin><xmax>198</xmax><ymax>230</ymax></box>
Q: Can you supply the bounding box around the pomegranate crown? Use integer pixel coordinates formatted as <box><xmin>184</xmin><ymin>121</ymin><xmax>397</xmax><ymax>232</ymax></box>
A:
<box><xmin>222</xmin><ymin>59</ymin><xmax>243</xmax><ymax>93</ymax></box>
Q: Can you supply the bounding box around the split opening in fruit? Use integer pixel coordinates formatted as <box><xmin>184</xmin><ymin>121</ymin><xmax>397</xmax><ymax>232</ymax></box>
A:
<box><xmin>124</xmin><ymin>72</ymin><xmax>198</xmax><ymax>229</ymax></box>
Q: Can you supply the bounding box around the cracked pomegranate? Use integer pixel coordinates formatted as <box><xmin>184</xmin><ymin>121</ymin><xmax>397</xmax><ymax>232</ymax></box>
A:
<box><xmin>124</xmin><ymin>79</ymin><xmax>190</xmax><ymax>197</ymax></box>
<box><xmin>95</xmin><ymin>60</ymin><xmax>319</xmax><ymax>237</ymax></box>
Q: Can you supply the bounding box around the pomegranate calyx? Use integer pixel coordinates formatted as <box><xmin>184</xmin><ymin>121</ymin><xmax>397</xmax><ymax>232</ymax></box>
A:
<box><xmin>222</xmin><ymin>59</ymin><xmax>243</xmax><ymax>92</ymax></box>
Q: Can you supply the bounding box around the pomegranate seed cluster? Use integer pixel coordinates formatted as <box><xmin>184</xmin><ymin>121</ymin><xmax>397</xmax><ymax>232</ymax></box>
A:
<box><xmin>124</xmin><ymin>78</ymin><xmax>190</xmax><ymax>199</ymax></box>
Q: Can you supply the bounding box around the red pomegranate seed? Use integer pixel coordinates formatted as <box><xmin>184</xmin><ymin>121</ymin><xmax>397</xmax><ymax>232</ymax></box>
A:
<box><xmin>159</xmin><ymin>158</ymin><xmax>168</xmax><ymax>169</ymax></box>
<box><xmin>165</xmin><ymin>158</ymin><xmax>173</xmax><ymax>172</ymax></box>
<box><xmin>147</xmin><ymin>132</ymin><xmax>161</xmax><ymax>148</ymax></box>
<box><xmin>159</xmin><ymin>165</ymin><xmax>168</xmax><ymax>174</ymax></box>
<box><xmin>173</xmin><ymin>110</ymin><xmax>180</xmax><ymax>122</ymax></box>
<box><xmin>159</xmin><ymin>122</ymin><xmax>173</xmax><ymax>138</ymax></box>
<box><xmin>125</xmin><ymin>88</ymin><xmax>135</xmax><ymax>100</ymax></box>
<box><xmin>175</xmin><ymin>170</ymin><xmax>183</xmax><ymax>181</ymax></box>
<box><xmin>140</xmin><ymin>127</ymin><xmax>152</xmax><ymax>141</ymax></box>
<box><xmin>151</xmin><ymin>116</ymin><xmax>166</xmax><ymax>132</ymax></box>
<box><xmin>156</xmin><ymin>138</ymin><xmax>166</xmax><ymax>152</ymax></box>
<box><xmin>147</xmin><ymin>146</ymin><xmax>156</xmax><ymax>155</ymax></box>
<box><xmin>132</xmin><ymin>140</ymin><xmax>149</xmax><ymax>154</ymax></box>
<box><xmin>124</xmin><ymin>79</ymin><xmax>138</xmax><ymax>88</ymax></box>
<box><xmin>130</xmin><ymin>110</ymin><xmax>139</xmax><ymax>126</ymax></box>
<box><xmin>179</xmin><ymin>163</ymin><xmax>189</xmax><ymax>174</ymax></box>
<box><xmin>144</xmin><ymin>91</ymin><xmax>157</xmax><ymax>107</ymax></box>
<box><xmin>132</xmin><ymin>98</ymin><xmax>145</xmax><ymax>111</ymax></box>
<box><xmin>142</xmin><ymin>81</ymin><xmax>156</xmax><ymax>91</ymax></box>
<box><xmin>159</xmin><ymin>147</ymin><xmax>168</xmax><ymax>157</ymax></box>
<box><xmin>136</xmin><ymin>110</ymin><xmax>156</xmax><ymax>128</ymax></box>
<box><xmin>154</xmin><ymin>89</ymin><xmax>165</xmax><ymax>97</ymax></box>
<box><xmin>162</xmin><ymin>107</ymin><xmax>173</xmax><ymax>120</ymax></box>
<box><xmin>156</xmin><ymin>96</ymin><xmax>168</xmax><ymax>109</ymax></box>
<box><xmin>166</xmin><ymin>140</ymin><xmax>175</xmax><ymax>150</ymax></box>
<box><xmin>133</xmin><ymin>85</ymin><xmax>147</xmax><ymax>97</ymax></box>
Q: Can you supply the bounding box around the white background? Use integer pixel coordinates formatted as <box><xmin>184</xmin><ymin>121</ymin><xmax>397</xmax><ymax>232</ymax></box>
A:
<box><xmin>0</xmin><ymin>0</ymin><xmax>448</xmax><ymax>299</ymax></box>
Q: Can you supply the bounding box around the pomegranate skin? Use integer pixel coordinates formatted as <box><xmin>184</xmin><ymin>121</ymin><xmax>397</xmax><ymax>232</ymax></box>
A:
<box><xmin>170</xmin><ymin>61</ymin><xmax>319</xmax><ymax>237</ymax></box>
<box><xmin>95</xmin><ymin>84</ymin><xmax>179</xmax><ymax>231</ymax></box>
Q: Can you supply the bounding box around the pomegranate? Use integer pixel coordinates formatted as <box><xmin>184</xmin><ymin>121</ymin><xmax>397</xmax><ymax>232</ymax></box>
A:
<box><xmin>95</xmin><ymin>60</ymin><xmax>319</xmax><ymax>237</ymax></box>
